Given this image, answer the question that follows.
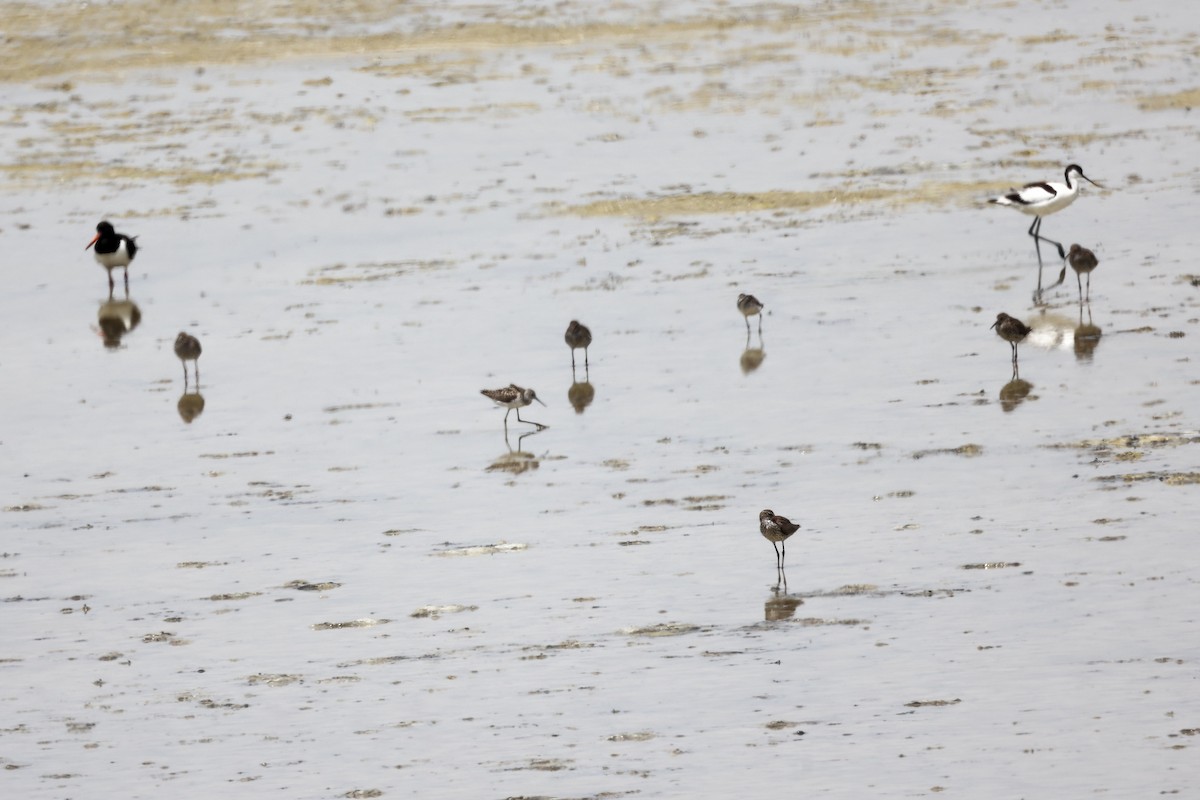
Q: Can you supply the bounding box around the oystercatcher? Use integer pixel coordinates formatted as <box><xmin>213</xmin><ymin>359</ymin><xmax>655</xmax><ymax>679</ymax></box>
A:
<box><xmin>86</xmin><ymin>221</ymin><xmax>138</xmax><ymax>296</ymax></box>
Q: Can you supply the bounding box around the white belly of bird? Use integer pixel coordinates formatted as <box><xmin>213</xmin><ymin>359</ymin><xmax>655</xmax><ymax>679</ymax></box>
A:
<box><xmin>94</xmin><ymin>243</ymin><xmax>131</xmax><ymax>269</ymax></box>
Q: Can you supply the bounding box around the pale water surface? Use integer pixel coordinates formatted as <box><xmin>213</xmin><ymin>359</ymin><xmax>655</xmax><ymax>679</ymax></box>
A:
<box><xmin>2</xmin><ymin>0</ymin><xmax>1199</xmax><ymax>797</ymax></box>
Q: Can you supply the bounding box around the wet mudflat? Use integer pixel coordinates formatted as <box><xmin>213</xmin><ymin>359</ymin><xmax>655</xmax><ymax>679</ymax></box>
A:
<box><xmin>2</xmin><ymin>0</ymin><xmax>1199</xmax><ymax>797</ymax></box>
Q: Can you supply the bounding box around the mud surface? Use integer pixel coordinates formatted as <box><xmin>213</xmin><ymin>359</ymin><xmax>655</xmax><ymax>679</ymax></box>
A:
<box><xmin>2</xmin><ymin>0</ymin><xmax>1199</xmax><ymax>797</ymax></box>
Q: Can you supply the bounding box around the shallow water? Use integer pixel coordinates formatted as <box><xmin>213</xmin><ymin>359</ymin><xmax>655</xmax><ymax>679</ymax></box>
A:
<box><xmin>2</xmin><ymin>0</ymin><xmax>1199</xmax><ymax>797</ymax></box>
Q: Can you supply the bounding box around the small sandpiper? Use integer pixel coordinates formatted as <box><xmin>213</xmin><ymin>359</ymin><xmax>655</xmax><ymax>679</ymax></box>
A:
<box><xmin>481</xmin><ymin>384</ymin><xmax>546</xmax><ymax>429</ymax></box>
<box><xmin>737</xmin><ymin>293</ymin><xmax>764</xmax><ymax>335</ymax></box>
<box><xmin>759</xmin><ymin>509</ymin><xmax>800</xmax><ymax>571</ymax></box>
<box><xmin>86</xmin><ymin>220</ymin><xmax>139</xmax><ymax>297</ymax></box>
<box><xmin>174</xmin><ymin>331</ymin><xmax>202</xmax><ymax>387</ymax></box>
<box><xmin>990</xmin><ymin>312</ymin><xmax>1032</xmax><ymax>369</ymax></box>
<box><xmin>564</xmin><ymin>320</ymin><xmax>592</xmax><ymax>371</ymax></box>
<box><xmin>1067</xmin><ymin>244</ymin><xmax>1099</xmax><ymax>302</ymax></box>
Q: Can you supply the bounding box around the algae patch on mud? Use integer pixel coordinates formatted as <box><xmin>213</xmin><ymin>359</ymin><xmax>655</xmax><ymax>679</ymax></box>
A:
<box><xmin>433</xmin><ymin>542</ymin><xmax>528</xmax><ymax>557</ymax></box>
<box><xmin>0</xmin><ymin>4</ymin><xmax>860</xmax><ymax>84</ymax></box>
<box><xmin>1138</xmin><ymin>87</ymin><xmax>1200</xmax><ymax>111</ymax></box>
<box><xmin>311</xmin><ymin>618</ymin><xmax>389</xmax><ymax>630</ymax></box>
<box><xmin>553</xmin><ymin>179</ymin><xmax>1004</xmax><ymax>221</ymax></box>
<box><xmin>911</xmin><ymin>443</ymin><xmax>983</xmax><ymax>459</ymax></box>
<box><xmin>1094</xmin><ymin>471</ymin><xmax>1200</xmax><ymax>486</ymax></box>
<box><xmin>621</xmin><ymin>622</ymin><xmax>703</xmax><ymax>637</ymax></box>
<box><xmin>0</xmin><ymin>160</ymin><xmax>283</xmax><ymax>191</ymax></box>
<box><xmin>554</xmin><ymin>188</ymin><xmax>896</xmax><ymax>219</ymax></box>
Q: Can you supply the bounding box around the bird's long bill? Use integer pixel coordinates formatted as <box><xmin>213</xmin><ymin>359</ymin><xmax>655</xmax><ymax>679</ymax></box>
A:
<box><xmin>989</xmin><ymin>320</ymin><xmax>999</xmax><ymax>330</ymax></box>
<box><xmin>85</xmin><ymin>233</ymin><xmax>100</xmax><ymax>250</ymax></box>
<box><xmin>534</xmin><ymin>396</ymin><xmax>547</xmax><ymax>406</ymax></box>
<box><xmin>1082</xmin><ymin>175</ymin><xmax>1102</xmax><ymax>188</ymax></box>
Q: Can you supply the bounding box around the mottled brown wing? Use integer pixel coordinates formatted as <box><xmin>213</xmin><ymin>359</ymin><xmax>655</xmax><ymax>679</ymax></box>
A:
<box><xmin>774</xmin><ymin>514</ymin><xmax>800</xmax><ymax>535</ymax></box>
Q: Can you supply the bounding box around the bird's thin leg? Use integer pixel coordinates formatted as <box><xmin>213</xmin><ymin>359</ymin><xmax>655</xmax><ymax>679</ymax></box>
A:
<box><xmin>744</xmin><ymin>316</ymin><xmax>751</xmax><ymax>334</ymax></box>
<box><xmin>781</xmin><ymin>539</ymin><xmax>786</xmax><ymax>570</ymax></box>
<box><xmin>571</xmin><ymin>349</ymin><xmax>576</xmax><ymax>370</ymax></box>
<box><xmin>1045</xmin><ymin>233</ymin><xmax>1066</xmax><ymax>260</ymax></box>
<box><xmin>516</xmin><ymin>408</ymin><xmax>544</xmax><ymax>429</ymax></box>
<box><xmin>1086</xmin><ymin>273</ymin><xmax>1091</xmax><ymax>303</ymax></box>
<box><xmin>757</xmin><ymin>315</ymin><xmax>762</xmax><ymax>336</ymax></box>
<box><xmin>503</xmin><ymin>408</ymin><xmax>511</xmax><ymax>431</ymax></box>
<box><xmin>123</xmin><ymin>268</ymin><xmax>129</xmax><ymax>295</ymax></box>
<box><xmin>1026</xmin><ymin>217</ymin><xmax>1054</xmax><ymax>302</ymax></box>
<box><xmin>772</xmin><ymin>541</ymin><xmax>781</xmax><ymax>570</ymax></box>
<box><xmin>1030</xmin><ymin>215</ymin><xmax>1066</xmax><ymax>259</ymax></box>
<box><xmin>194</xmin><ymin>362</ymin><xmax>200</xmax><ymax>389</ymax></box>
<box><xmin>108</xmin><ymin>272</ymin><xmax>115</xmax><ymax>298</ymax></box>
<box><xmin>584</xmin><ymin>347</ymin><xmax>588</xmax><ymax>371</ymax></box>
<box><xmin>181</xmin><ymin>360</ymin><xmax>189</xmax><ymax>389</ymax></box>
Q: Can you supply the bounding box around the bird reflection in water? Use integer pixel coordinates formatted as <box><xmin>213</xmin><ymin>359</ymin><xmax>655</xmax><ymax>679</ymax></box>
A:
<box><xmin>568</xmin><ymin>379</ymin><xmax>595</xmax><ymax>413</ymax></box>
<box><xmin>95</xmin><ymin>295</ymin><xmax>142</xmax><ymax>349</ymax></box>
<box><xmin>999</xmin><ymin>377</ymin><xmax>1034</xmax><ymax>413</ymax></box>
<box><xmin>740</xmin><ymin>329</ymin><xmax>765</xmax><ymax>375</ymax></box>
<box><xmin>1074</xmin><ymin>303</ymin><xmax>1102</xmax><ymax>361</ymax></box>
<box><xmin>1034</xmin><ymin>261</ymin><xmax>1067</xmax><ymax>306</ymax></box>
<box><xmin>765</xmin><ymin>580</ymin><xmax>803</xmax><ymax>622</ymax></box>
<box><xmin>177</xmin><ymin>389</ymin><xmax>206</xmax><ymax>423</ymax></box>
<box><xmin>486</xmin><ymin>427</ymin><xmax>543</xmax><ymax>475</ymax></box>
